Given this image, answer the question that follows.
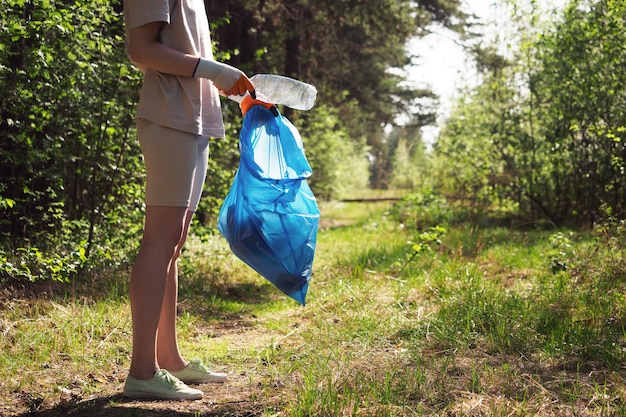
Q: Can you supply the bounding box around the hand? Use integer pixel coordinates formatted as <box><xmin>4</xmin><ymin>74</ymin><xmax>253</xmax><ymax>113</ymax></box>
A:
<box><xmin>240</xmin><ymin>94</ymin><xmax>278</xmax><ymax>117</ymax></box>
<box><xmin>193</xmin><ymin>58</ymin><xmax>254</xmax><ymax>96</ymax></box>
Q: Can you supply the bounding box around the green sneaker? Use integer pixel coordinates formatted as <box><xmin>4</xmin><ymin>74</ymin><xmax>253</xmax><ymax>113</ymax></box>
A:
<box><xmin>169</xmin><ymin>358</ymin><xmax>228</xmax><ymax>384</ymax></box>
<box><xmin>123</xmin><ymin>369</ymin><xmax>203</xmax><ymax>400</ymax></box>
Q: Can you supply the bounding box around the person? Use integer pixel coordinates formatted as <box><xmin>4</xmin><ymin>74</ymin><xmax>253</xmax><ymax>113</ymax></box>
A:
<box><xmin>121</xmin><ymin>0</ymin><xmax>261</xmax><ymax>401</ymax></box>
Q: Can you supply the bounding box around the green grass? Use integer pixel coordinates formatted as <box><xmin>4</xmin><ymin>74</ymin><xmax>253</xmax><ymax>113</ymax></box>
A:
<box><xmin>2</xmin><ymin>199</ymin><xmax>626</xmax><ymax>416</ymax></box>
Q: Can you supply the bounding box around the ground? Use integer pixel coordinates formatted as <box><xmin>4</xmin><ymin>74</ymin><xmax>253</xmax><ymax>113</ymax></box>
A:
<box><xmin>2</xmin><ymin>279</ymin><xmax>293</xmax><ymax>417</ymax></box>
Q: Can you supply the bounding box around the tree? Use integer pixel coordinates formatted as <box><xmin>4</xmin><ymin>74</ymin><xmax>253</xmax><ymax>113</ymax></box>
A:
<box><xmin>531</xmin><ymin>0</ymin><xmax>626</xmax><ymax>224</ymax></box>
<box><xmin>434</xmin><ymin>0</ymin><xmax>626</xmax><ymax>226</ymax></box>
<box><xmin>0</xmin><ymin>0</ymin><xmax>258</xmax><ymax>280</ymax></box>
<box><xmin>0</xmin><ymin>0</ymin><xmax>471</xmax><ymax>282</ymax></box>
<box><xmin>1</xmin><ymin>0</ymin><xmax>144</xmax><ymax>277</ymax></box>
<box><xmin>209</xmin><ymin>0</ymin><xmax>468</xmax><ymax>189</ymax></box>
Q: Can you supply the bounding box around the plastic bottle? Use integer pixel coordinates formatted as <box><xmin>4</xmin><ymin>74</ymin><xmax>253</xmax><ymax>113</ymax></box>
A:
<box><xmin>228</xmin><ymin>74</ymin><xmax>316</xmax><ymax>111</ymax></box>
<box><xmin>251</xmin><ymin>74</ymin><xmax>317</xmax><ymax>111</ymax></box>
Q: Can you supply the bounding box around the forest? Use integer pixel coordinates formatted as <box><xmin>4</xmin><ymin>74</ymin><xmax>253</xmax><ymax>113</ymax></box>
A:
<box><xmin>1</xmin><ymin>0</ymin><xmax>625</xmax><ymax>291</ymax></box>
<box><xmin>2</xmin><ymin>0</ymin><xmax>626</xmax><ymax>415</ymax></box>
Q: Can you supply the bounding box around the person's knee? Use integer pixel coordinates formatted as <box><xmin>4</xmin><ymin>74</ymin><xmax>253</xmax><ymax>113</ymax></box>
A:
<box><xmin>172</xmin><ymin>236</ymin><xmax>187</xmax><ymax>261</ymax></box>
<box><xmin>142</xmin><ymin>207</ymin><xmax>188</xmax><ymax>254</ymax></box>
<box><xmin>165</xmin><ymin>227</ymin><xmax>186</xmax><ymax>253</ymax></box>
<box><xmin>169</xmin><ymin>213</ymin><xmax>194</xmax><ymax>261</ymax></box>
<box><xmin>142</xmin><ymin>227</ymin><xmax>184</xmax><ymax>258</ymax></box>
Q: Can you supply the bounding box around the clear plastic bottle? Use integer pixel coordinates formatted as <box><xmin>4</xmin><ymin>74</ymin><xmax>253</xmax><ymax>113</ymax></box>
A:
<box><xmin>250</xmin><ymin>74</ymin><xmax>317</xmax><ymax>111</ymax></box>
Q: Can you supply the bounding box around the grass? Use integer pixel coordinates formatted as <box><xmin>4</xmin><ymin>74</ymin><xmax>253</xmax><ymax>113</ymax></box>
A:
<box><xmin>2</xmin><ymin>198</ymin><xmax>626</xmax><ymax>416</ymax></box>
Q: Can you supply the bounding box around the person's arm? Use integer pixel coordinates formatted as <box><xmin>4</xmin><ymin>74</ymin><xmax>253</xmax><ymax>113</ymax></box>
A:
<box><xmin>128</xmin><ymin>22</ymin><xmax>198</xmax><ymax>77</ymax></box>
<box><xmin>127</xmin><ymin>21</ymin><xmax>254</xmax><ymax>96</ymax></box>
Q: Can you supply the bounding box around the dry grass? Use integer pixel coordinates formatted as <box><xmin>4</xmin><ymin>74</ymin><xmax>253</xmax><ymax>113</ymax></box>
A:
<box><xmin>2</xmin><ymin>200</ymin><xmax>626</xmax><ymax>416</ymax></box>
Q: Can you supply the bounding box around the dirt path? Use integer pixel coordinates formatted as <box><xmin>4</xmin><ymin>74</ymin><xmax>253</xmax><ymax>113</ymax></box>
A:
<box><xmin>3</xmin><ymin>275</ymin><xmax>311</xmax><ymax>417</ymax></box>
<box><xmin>5</xmin><ymin>202</ymin><xmax>377</xmax><ymax>416</ymax></box>
<box><xmin>8</xmin><ymin>312</ymin><xmax>295</xmax><ymax>416</ymax></box>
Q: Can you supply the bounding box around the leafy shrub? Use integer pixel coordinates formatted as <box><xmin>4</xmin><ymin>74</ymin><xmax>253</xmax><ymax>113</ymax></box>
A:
<box><xmin>0</xmin><ymin>0</ymin><xmax>144</xmax><ymax>281</ymax></box>
<box><xmin>294</xmin><ymin>104</ymin><xmax>370</xmax><ymax>201</ymax></box>
<box><xmin>391</xmin><ymin>190</ymin><xmax>454</xmax><ymax>229</ymax></box>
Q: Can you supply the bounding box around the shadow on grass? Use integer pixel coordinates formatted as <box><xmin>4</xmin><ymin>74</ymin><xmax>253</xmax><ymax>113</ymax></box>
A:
<box><xmin>15</xmin><ymin>394</ymin><xmax>268</xmax><ymax>417</ymax></box>
<box><xmin>2</xmin><ymin>272</ymin><xmax>278</xmax><ymax>315</ymax></box>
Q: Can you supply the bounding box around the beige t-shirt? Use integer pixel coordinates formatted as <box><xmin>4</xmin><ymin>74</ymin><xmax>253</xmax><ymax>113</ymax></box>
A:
<box><xmin>124</xmin><ymin>0</ymin><xmax>225</xmax><ymax>138</ymax></box>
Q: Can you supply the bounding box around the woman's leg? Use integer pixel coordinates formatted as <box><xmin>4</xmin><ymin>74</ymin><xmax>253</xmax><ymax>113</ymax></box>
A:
<box><xmin>128</xmin><ymin>205</ymin><xmax>188</xmax><ymax>380</ymax></box>
<box><xmin>156</xmin><ymin>135</ymin><xmax>209</xmax><ymax>371</ymax></box>
<box><xmin>156</xmin><ymin>209</ymin><xmax>195</xmax><ymax>371</ymax></box>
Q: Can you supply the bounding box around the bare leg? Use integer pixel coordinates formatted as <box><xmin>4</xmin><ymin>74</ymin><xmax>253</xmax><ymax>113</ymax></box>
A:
<box><xmin>128</xmin><ymin>205</ymin><xmax>188</xmax><ymax>380</ymax></box>
<box><xmin>151</xmin><ymin>135</ymin><xmax>209</xmax><ymax>373</ymax></box>
<box><xmin>157</xmin><ymin>209</ymin><xmax>195</xmax><ymax>371</ymax></box>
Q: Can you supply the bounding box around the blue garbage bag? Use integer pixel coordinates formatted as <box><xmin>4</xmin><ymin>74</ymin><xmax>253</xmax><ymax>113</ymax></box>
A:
<box><xmin>218</xmin><ymin>105</ymin><xmax>320</xmax><ymax>305</ymax></box>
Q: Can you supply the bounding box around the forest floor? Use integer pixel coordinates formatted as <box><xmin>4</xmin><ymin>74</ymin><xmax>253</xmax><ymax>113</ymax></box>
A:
<box><xmin>4</xmin><ymin>197</ymin><xmax>626</xmax><ymax>416</ymax></box>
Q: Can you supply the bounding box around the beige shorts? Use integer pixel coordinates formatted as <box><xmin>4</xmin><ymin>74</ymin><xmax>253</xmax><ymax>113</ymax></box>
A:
<box><xmin>137</xmin><ymin>119</ymin><xmax>209</xmax><ymax>210</ymax></box>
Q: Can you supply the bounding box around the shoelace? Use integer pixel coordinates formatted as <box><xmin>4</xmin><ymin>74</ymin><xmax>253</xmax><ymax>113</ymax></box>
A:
<box><xmin>155</xmin><ymin>369</ymin><xmax>183</xmax><ymax>388</ymax></box>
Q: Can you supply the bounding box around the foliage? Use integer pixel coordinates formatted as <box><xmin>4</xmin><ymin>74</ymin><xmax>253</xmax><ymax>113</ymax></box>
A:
<box><xmin>546</xmin><ymin>231</ymin><xmax>573</xmax><ymax>273</ymax></box>
<box><xmin>389</xmin><ymin>137</ymin><xmax>428</xmax><ymax>191</ymax></box>
<box><xmin>531</xmin><ymin>0</ymin><xmax>626</xmax><ymax>224</ymax></box>
<box><xmin>0</xmin><ymin>244</ymin><xmax>86</xmax><ymax>283</ymax></box>
<box><xmin>392</xmin><ymin>190</ymin><xmax>454</xmax><ymax>229</ymax></box>
<box><xmin>395</xmin><ymin>225</ymin><xmax>447</xmax><ymax>275</ymax></box>
<box><xmin>434</xmin><ymin>0</ymin><xmax>626</xmax><ymax>226</ymax></box>
<box><xmin>433</xmin><ymin>82</ymin><xmax>522</xmax><ymax>215</ymax></box>
<box><xmin>208</xmin><ymin>0</ymin><xmax>468</xmax><ymax>188</ymax></box>
<box><xmin>294</xmin><ymin>104</ymin><xmax>370</xmax><ymax>201</ymax></box>
<box><xmin>0</xmin><ymin>0</ymin><xmax>470</xmax><ymax>284</ymax></box>
<box><xmin>0</xmin><ymin>0</ymin><xmax>145</xmax><ymax>280</ymax></box>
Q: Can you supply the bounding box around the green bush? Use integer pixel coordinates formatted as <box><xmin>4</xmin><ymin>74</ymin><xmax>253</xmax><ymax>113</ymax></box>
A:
<box><xmin>391</xmin><ymin>190</ymin><xmax>454</xmax><ymax>229</ymax></box>
<box><xmin>0</xmin><ymin>0</ymin><xmax>144</xmax><ymax>281</ymax></box>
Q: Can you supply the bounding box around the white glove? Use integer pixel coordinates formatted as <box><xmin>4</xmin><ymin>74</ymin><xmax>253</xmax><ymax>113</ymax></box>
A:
<box><xmin>193</xmin><ymin>58</ymin><xmax>254</xmax><ymax>96</ymax></box>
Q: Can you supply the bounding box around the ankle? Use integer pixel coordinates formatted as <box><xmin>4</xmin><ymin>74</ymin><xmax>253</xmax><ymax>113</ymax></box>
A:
<box><xmin>158</xmin><ymin>358</ymin><xmax>187</xmax><ymax>372</ymax></box>
<box><xmin>129</xmin><ymin>366</ymin><xmax>159</xmax><ymax>381</ymax></box>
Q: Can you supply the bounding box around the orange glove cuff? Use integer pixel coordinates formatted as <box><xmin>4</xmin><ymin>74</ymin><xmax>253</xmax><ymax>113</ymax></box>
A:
<box><xmin>240</xmin><ymin>95</ymin><xmax>278</xmax><ymax>117</ymax></box>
